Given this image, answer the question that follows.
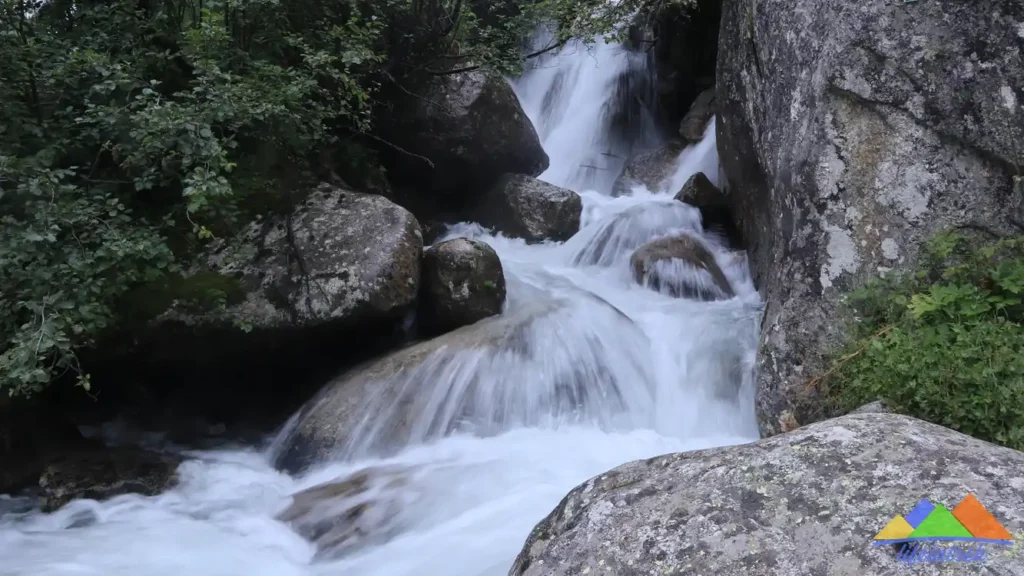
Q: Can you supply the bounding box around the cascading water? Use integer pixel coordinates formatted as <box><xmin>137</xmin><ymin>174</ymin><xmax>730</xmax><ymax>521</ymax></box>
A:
<box><xmin>0</xmin><ymin>37</ymin><xmax>762</xmax><ymax>576</ymax></box>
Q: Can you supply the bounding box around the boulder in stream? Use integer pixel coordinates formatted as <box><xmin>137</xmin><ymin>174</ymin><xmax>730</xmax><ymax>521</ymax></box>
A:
<box><xmin>678</xmin><ymin>87</ymin><xmax>716</xmax><ymax>143</ymax></box>
<box><xmin>511</xmin><ymin>413</ymin><xmax>1024</xmax><ymax>575</ymax></box>
<box><xmin>611</xmin><ymin>144</ymin><xmax>683</xmax><ymax>196</ymax></box>
<box><xmin>420</xmin><ymin>238</ymin><xmax>506</xmax><ymax>335</ymax></box>
<box><xmin>717</xmin><ymin>0</ymin><xmax>1024</xmax><ymax>435</ymax></box>
<box><xmin>630</xmin><ymin>234</ymin><xmax>733</xmax><ymax>301</ymax></box>
<box><xmin>475</xmin><ymin>174</ymin><xmax>582</xmax><ymax>243</ymax></box>
<box><xmin>673</xmin><ymin>172</ymin><xmax>741</xmax><ymax>248</ymax></box>
<box><xmin>376</xmin><ymin>70</ymin><xmax>549</xmax><ymax>217</ymax></box>
<box><xmin>277</xmin><ymin>465</ymin><xmax>413</xmax><ymax>560</ymax></box>
<box><xmin>38</xmin><ymin>447</ymin><xmax>180</xmax><ymax>512</ymax></box>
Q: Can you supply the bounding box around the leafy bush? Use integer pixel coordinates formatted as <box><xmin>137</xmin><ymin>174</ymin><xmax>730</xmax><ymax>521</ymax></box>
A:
<box><xmin>823</xmin><ymin>232</ymin><xmax>1024</xmax><ymax>449</ymax></box>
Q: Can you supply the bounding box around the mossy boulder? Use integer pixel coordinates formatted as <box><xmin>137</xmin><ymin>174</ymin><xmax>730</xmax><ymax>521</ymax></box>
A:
<box><xmin>420</xmin><ymin>238</ymin><xmax>506</xmax><ymax>335</ymax></box>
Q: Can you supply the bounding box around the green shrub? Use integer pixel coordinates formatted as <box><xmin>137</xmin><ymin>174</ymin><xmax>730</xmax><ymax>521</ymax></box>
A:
<box><xmin>823</xmin><ymin>232</ymin><xmax>1024</xmax><ymax>449</ymax></box>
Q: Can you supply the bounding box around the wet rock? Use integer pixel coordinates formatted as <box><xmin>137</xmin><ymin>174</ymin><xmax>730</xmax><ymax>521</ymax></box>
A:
<box><xmin>0</xmin><ymin>394</ymin><xmax>84</xmax><ymax>495</ymax></box>
<box><xmin>101</xmin><ymin>184</ymin><xmax>423</xmax><ymax>428</ymax></box>
<box><xmin>272</xmin><ymin>300</ymin><xmax>568</xmax><ymax>472</ymax></box>
<box><xmin>476</xmin><ymin>174</ymin><xmax>582</xmax><ymax>243</ymax></box>
<box><xmin>420</xmin><ymin>238</ymin><xmax>506</xmax><ymax>335</ymax></box>
<box><xmin>630</xmin><ymin>234</ymin><xmax>733</xmax><ymax>300</ymax></box>
<box><xmin>39</xmin><ymin>447</ymin><xmax>180</xmax><ymax>511</ymax></box>
<box><xmin>277</xmin><ymin>465</ymin><xmax>412</xmax><ymax>560</ymax></box>
<box><xmin>511</xmin><ymin>413</ymin><xmax>1024</xmax><ymax>576</ymax></box>
<box><xmin>678</xmin><ymin>87</ymin><xmax>716</xmax><ymax>142</ymax></box>
<box><xmin>273</xmin><ymin>289</ymin><xmax>649</xmax><ymax>473</ymax></box>
<box><xmin>572</xmin><ymin>202</ymin><xmax>704</xmax><ymax>267</ymax></box>
<box><xmin>612</xmin><ymin>144</ymin><xmax>683</xmax><ymax>195</ymax></box>
<box><xmin>377</xmin><ymin>70</ymin><xmax>549</xmax><ymax>217</ymax></box>
<box><xmin>673</xmin><ymin>172</ymin><xmax>741</xmax><ymax>248</ymax></box>
<box><xmin>717</xmin><ymin>0</ymin><xmax>1024</xmax><ymax>436</ymax></box>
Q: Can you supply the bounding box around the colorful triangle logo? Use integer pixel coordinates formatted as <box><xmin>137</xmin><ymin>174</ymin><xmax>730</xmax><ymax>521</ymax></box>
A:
<box><xmin>872</xmin><ymin>494</ymin><xmax>1014</xmax><ymax>545</ymax></box>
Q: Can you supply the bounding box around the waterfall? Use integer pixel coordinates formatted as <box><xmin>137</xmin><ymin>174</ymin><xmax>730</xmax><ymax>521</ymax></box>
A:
<box><xmin>0</xmin><ymin>35</ymin><xmax>761</xmax><ymax>576</ymax></box>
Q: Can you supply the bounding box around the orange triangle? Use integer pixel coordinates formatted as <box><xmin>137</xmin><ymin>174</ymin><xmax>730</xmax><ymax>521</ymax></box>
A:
<box><xmin>952</xmin><ymin>494</ymin><xmax>1013</xmax><ymax>541</ymax></box>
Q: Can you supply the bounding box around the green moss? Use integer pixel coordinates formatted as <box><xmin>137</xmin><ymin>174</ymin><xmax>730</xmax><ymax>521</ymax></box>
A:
<box><xmin>120</xmin><ymin>271</ymin><xmax>247</xmax><ymax>324</ymax></box>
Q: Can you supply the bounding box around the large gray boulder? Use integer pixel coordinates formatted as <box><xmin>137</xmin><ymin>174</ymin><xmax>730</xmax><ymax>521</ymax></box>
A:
<box><xmin>717</xmin><ymin>0</ymin><xmax>1024</xmax><ymax>435</ymax></box>
<box><xmin>197</xmin><ymin>185</ymin><xmax>423</xmax><ymax>330</ymax></box>
<box><xmin>476</xmin><ymin>174</ymin><xmax>582</xmax><ymax>243</ymax></box>
<box><xmin>511</xmin><ymin>413</ymin><xmax>1024</xmax><ymax>575</ymax></box>
<box><xmin>420</xmin><ymin>238</ymin><xmax>506</xmax><ymax>335</ymax></box>
<box><xmin>378</xmin><ymin>71</ymin><xmax>549</xmax><ymax>215</ymax></box>
<box><xmin>106</xmin><ymin>185</ymin><xmax>423</xmax><ymax>426</ymax></box>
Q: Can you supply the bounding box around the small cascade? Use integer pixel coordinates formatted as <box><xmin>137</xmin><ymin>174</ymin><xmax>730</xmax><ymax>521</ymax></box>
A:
<box><xmin>510</xmin><ymin>30</ymin><xmax>661</xmax><ymax>194</ymax></box>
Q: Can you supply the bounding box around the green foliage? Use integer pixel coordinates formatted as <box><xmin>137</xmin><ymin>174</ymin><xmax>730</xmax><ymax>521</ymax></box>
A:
<box><xmin>0</xmin><ymin>0</ymin><xmax>693</xmax><ymax>397</ymax></box>
<box><xmin>825</xmin><ymin>232</ymin><xmax>1024</xmax><ymax>449</ymax></box>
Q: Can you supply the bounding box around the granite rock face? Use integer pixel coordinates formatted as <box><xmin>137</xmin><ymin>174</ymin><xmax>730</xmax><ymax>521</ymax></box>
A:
<box><xmin>717</xmin><ymin>0</ymin><xmax>1024</xmax><ymax>435</ymax></box>
<box><xmin>476</xmin><ymin>174</ymin><xmax>582</xmax><ymax>243</ymax></box>
<box><xmin>420</xmin><ymin>238</ymin><xmax>506</xmax><ymax>335</ymax></box>
<box><xmin>511</xmin><ymin>413</ymin><xmax>1024</xmax><ymax>576</ymax></box>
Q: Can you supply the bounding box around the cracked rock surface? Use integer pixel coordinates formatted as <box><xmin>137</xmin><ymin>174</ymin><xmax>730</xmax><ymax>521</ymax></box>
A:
<box><xmin>717</xmin><ymin>0</ymin><xmax>1024</xmax><ymax>435</ymax></box>
<box><xmin>510</xmin><ymin>413</ymin><xmax>1024</xmax><ymax>576</ymax></box>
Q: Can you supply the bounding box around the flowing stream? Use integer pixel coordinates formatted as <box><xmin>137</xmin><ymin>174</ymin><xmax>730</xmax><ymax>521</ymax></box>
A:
<box><xmin>0</xmin><ymin>38</ymin><xmax>761</xmax><ymax>576</ymax></box>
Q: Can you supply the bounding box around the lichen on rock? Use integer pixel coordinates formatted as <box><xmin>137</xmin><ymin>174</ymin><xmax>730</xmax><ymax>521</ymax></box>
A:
<box><xmin>510</xmin><ymin>413</ymin><xmax>1024</xmax><ymax>575</ymax></box>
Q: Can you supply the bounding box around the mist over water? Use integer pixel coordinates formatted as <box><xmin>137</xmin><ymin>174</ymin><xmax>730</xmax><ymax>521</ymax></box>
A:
<box><xmin>0</xmin><ymin>36</ymin><xmax>761</xmax><ymax>576</ymax></box>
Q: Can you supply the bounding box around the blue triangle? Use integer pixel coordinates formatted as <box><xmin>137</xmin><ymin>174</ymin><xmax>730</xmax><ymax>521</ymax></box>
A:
<box><xmin>905</xmin><ymin>499</ymin><xmax>935</xmax><ymax>528</ymax></box>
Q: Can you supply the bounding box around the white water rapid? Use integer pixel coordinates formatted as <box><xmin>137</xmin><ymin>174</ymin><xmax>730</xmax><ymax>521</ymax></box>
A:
<box><xmin>0</xmin><ymin>38</ymin><xmax>762</xmax><ymax>576</ymax></box>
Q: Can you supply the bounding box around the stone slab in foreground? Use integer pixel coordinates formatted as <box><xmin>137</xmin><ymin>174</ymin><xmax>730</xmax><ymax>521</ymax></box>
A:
<box><xmin>510</xmin><ymin>413</ymin><xmax>1024</xmax><ymax>575</ymax></box>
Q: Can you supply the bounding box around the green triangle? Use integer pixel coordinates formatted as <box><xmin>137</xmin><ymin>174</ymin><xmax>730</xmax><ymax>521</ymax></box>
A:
<box><xmin>908</xmin><ymin>504</ymin><xmax>974</xmax><ymax>539</ymax></box>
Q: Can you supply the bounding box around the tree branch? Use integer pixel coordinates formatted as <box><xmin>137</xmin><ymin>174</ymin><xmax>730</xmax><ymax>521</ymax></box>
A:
<box><xmin>428</xmin><ymin>39</ymin><xmax>566</xmax><ymax>75</ymax></box>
